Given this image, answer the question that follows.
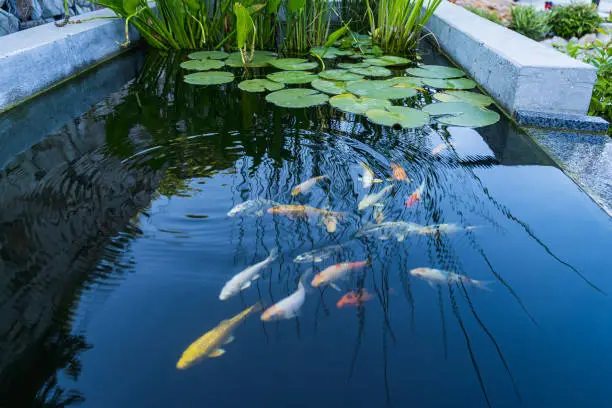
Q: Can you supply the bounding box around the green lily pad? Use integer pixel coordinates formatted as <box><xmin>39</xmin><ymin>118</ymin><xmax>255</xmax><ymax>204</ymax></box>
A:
<box><xmin>349</xmin><ymin>66</ymin><xmax>392</xmax><ymax>77</ymax></box>
<box><xmin>422</xmin><ymin>102</ymin><xmax>500</xmax><ymax>127</ymax></box>
<box><xmin>365</xmin><ymin>55</ymin><xmax>411</xmax><ymax>66</ymax></box>
<box><xmin>238</xmin><ymin>79</ymin><xmax>285</xmax><ymax>92</ymax></box>
<box><xmin>180</xmin><ymin>59</ymin><xmax>225</xmax><ymax>71</ymax></box>
<box><xmin>386</xmin><ymin>76</ymin><xmax>424</xmax><ymax>87</ymax></box>
<box><xmin>318</xmin><ymin>69</ymin><xmax>364</xmax><ymax>81</ymax></box>
<box><xmin>433</xmin><ymin>90</ymin><xmax>493</xmax><ymax>106</ymax></box>
<box><xmin>406</xmin><ymin>65</ymin><xmax>465</xmax><ymax>79</ymax></box>
<box><xmin>266</xmin><ymin>88</ymin><xmax>329</xmax><ymax>108</ymax></box>
<box><xmin>311</xmin><ymin>46</ymin><xmax>343</xmax><ymax>59</ymax></box>
<box><xmin>225</xmin><ymin>51</ymin><xmax>278</xmax><ymax>68</ymax></box>
<box><xmin>337</xmin><ymin>61</ymin><xmax>371</xmax><ymax>69</ymax></box>
<box><xmin>311</xmin><ymin>79</ymin><xmax>347</xmax><ymax>95</ymax></box>
<box><xmin>266</xmin><ymin>70</ymin><xmax>317</xmax><ymax>84</ymax></box>
<box><xmin>366</xmin><ymin>107</ymin><xmax>430</xmax><ymax>128</ymax></box>
<box><xmin>421</xmin><ymin>78</ymin><xmax>477</xmax><ymax>90</ymax></box>
<box><xmin>187</xmin><ymin>50</ymin><xmax>229</xmax><ymax>60</ymax></box>
<box><xmin>269</xmin><ymin>58</ymin><xmax>318</xmax><ymax>71</ymax></box>
<box><xmin>346</xmin><ymin>80</ymin><xmax>418</xmax><ymax>99</ymax></box>
<box><xmin>184</xmin><ymin>71</ymin><xmax>235</xmax><ymax>85</ymax></box>
<box><xmin>335</xmin><ymin>50</ymin><xmax>354</xmax><ymax>56</ymax></box>
<box><xmin>330</xmin><ymin>93</ymin><xmax>391</xmax><ymax>114</ymax></box>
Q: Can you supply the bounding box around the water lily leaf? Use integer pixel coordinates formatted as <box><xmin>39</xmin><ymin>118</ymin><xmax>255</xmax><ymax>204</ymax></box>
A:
<box><xmin>238</xmin><ymin>79</ymin><xmax>285</xmax><ymax>92</ymax></box>
<box><xmin>366</xmin><ymin>107</ymin><xmax>430</xmax><ymax>128</ymax></box>
<box><xmin>337</xmin><ymin>61</ymin><xmax>371</xmax><ymax>69</ymax></box>
<box><xmin>421</xmin><ymin>78</ymin><xmax>477</xmax><ymax>90</ymax></box>
<box><xmin>406</xmin><ymin>65</ymin><xmax>465</xmax><ymax>78</ymax></box>
<box><xmin>386</xmin><ymin>76</ymin><xmax>424</xmax><ymax>87</ymax></box>
<box><xmin>433</xmin><ymin>90</ymin><xmax>493</xmax><ymax>106</ymax></box>
<box><xmin>267</xmin><ymin>70</ymin><xmax>317</xmax><ymax>84</ymax></box>
<box><xmin>184</xmin><ymin>71</ymin><xmax>235</xmax><ymax>85</ymax></box>
<box><xmin>188</xmin><ymin>51</ymin><xmax>229</xmax><ymax>60</ymax></box>
<box><xmin>310</xmin><ymin>46</ymin><xmax>343</xmax><ymax>59</ymax></box>
<box><xmin>330</xmin><ymin>94</ymin><xmax>391</xmax><ymax>114</ymax></box>
<box><xmin>349</xmin><ymin>66</ymin><xmax>392</xmax><ymax>77</ymax></box>
<box><xmin>266</xmin><ymin>88</ymin><xmax>329</xmax><ymax>108</ymax></box>
<box><xmin>422</xmin><ymin>102</ymin><xmax>500</xmax><ymax>127</ymax></box>
<box><xmin>269</xmin><ymin>58</ymin><xmax>318</xmax><ymax>71</ymax></box>
<box><xmin>347</xmin><ymin>80</ymin><xmax>417</xmax><ymax>99</ymax></box>
<box><xmin>318</xmin><ymin>69</ymin><xmax>364</xmax><ymax>81</ymax></box>
<box><xmin>225</xmin><ymin>51</ymin><xmax>278</xmax><ymax>67</ymax></box>
<box><xmin>334</xmin><ymin>50</ymin><xmax>354</xmax><ymax>56</ymax></box>
<box><xmin>311</xmin><ymin>79</ymin><xmax>347</xmax><ymax>95</ymax></box>
<box><xmin>180</xmin><ymin>59</ymin><xmax>225</xmax><ymax>71</ymax></box>
<box><xmin>365</xmin><ymin>55</ymin><xmax>411</xmax><ymax>66</ymax></box>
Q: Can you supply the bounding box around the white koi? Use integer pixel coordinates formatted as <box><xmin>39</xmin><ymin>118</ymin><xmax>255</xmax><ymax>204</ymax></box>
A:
<box><xmin>358</xmin><ymin>185</ymin><xmax>394</xmax><ymax>211</ymax></box>
<box><xmin>219</xmin><ymin>248</ymin><xmax>278</xmax><ymax>300</ymax></box>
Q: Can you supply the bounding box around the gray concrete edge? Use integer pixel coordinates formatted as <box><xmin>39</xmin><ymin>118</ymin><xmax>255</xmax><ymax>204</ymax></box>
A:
<box><xmin>0</xmin><ymin>8</ymin><xmax>139</xmax><ymax>114</ymax></box>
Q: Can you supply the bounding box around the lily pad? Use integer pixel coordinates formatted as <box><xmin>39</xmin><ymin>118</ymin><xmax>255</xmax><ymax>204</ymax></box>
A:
<box><xmin>433</xmin><ymin>90</ymin><xmax>493</xmax><ymax>106</ymax></box>
<box><xmin>349</xmin><ymin>66</ymin><xmax>392</xmax><ymax>77</ymax></box>
<box><xmin>347</xmin><ymin>80</ymin><xmax>418</xmax><ymax>99</ymax></box>
<box><xmin>366</xmin><ymin>107</ymin><xmax>430</xmax><ymax>128</ymax></box>
<box><xmin>184</xmin><ymin>71</ymin><xmax>235</xmax><ymax>85</ymax></box>
<box><xmin>310</xmin><ymin>46</ymin><xmax>344</xmax><ymax>59</ymax></box>
<box><xmin>337</xmin><ymin>61</ymin><xmax>371</xmax><ymax>69</ymax></box>
<box><xmin>267</xmin><ymin>70</ymin><xmax>317</xmax><ymax>84</ymax></box>
<box><xmin>269</xmin><ymin>58</ymin><xmax>318</xmax><ymax>71</ymax></box>
<box><xmin>187</xmin><ymin>50</ymin><xmax>229</xmax><ymax>60</ymax></box>
<box><xmin>421</xmin><ymin>78</ymin><xmax>477</xmax><ymax>90</ymax></box>
<box><xmin>311</xmin><ymin>79</ymin><xmax>347</xmax><ymax>95</ymax></box>
<box><xmin>406</xmin><ymin>65</ymin><xmax>465</xmax><ymax>79</ymax></box>
<box><xmin>330</xmin><ymin>93</ymin><xmax>391</xmax><ymax>114</ymax></box>
<box><xmin>422</xmin><ymin>102</ymin><xmax>500</xmax><ymax>127</ymax></box>
<box><xmin>238</xmin><ymin>79</ymin><xmax>285</xmax><ymax>92</ymax></box>
<box><xmin>180</xmin><ymin>59</ymin><xmax>225</xmax><ymax>71</ymax></box>
<box><xmin>366</xmin><ymin>55</ymin><xmax>411</xmax><ymax>66</ymax></box>
<box><xmin>225</xmin><ymin>51</ymin><xmax>278</xmax><ymax>68</ymax></box>
<box><xmin>386</xmin><ymin>76</ymin><xmax>424</xmax><ymax>87</ymax></box>
<box><xmin>318</xmin><ymin>69</ymin><xmax>364</xmax><ymax>81</ymax></box>
<box><xmin>266</xmin><ymin>89</ymin><xmax>329</xmax><ymax>108</ymax></box>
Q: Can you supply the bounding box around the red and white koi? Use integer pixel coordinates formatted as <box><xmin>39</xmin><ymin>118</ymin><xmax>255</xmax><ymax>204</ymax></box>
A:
<box><xmin>405</xmin><ymin>180</ymin><xmax>425</xmax><ymax>208</ymax></box>
<box><xmin>311</xmin><ymin>261</ymin><xmax>369</xmax><ymax>290</ymax></box>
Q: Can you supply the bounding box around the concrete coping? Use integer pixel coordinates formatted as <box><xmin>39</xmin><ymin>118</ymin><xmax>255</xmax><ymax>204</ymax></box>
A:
<box><xmin>0</xmin><ymin>8</ymin><xmax>138</xmax><ymax>113</ymax></box>
<box><xmin>425</xmin><ymin>1</ymin><xmax>598</xmax><ymax>117</ymax></box>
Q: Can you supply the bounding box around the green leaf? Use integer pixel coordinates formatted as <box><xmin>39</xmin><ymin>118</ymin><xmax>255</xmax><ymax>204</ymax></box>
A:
<box><xmin>318</xmin><ymin>69</ymin><xmax>364</xmax><ymax>81</ymax></box>
<box><xmin>325</xmin><ymin>25</ymin><xmax>350</xmax><ymax>48</ymax></box>
<box><xmin>311</xmin><ymin>79</ymin><xmax>347</xmax><ymax>95</ymax></box>
<box><xmin>269</xmin><ymin>58</ymin><xmax>318</xmax><ymax>71</ymax></box>
<box><xmin>266</xmin><ymin>70</ymin><xmax>318</xmax><ymax>84</ymax></box>
<box><xmin>180</xmin><ymin>60</ymin><xmax>225</xmax><ymax>71</ymax></box>
<box><xmin>433</xmin><ymin>90</ymin><xmax>493</xmax><ymax>106</ymax></box>
<box><xmin>421</xmin><ymin>78</ymin><xmax>477</xmax><ymax>90</ymax></box>
<box><xmin>123</xmin><ymin>0</ymin><xmax>139</xmax><ymax>14</ymax></box>
<box><xmin>337</xmin><ymin>61</ymin><xmax>372</xmax><ymax>69</ymax></box>
<box><xmin>349</xmin><ymin>66</ymin><xmax>392</xmax><ymax>77</ymax></box>
<box><xmin>188</xmin><ymin>51</ymin><xmax>230</xmax><ymax>60</ymax></box>
<box><xmin>267</xmin><ymin>0</ymin><xmax>282</xmax><ymax>13</ymax></box>
<box><xmin>386</xmin><ymin>76</ymin><xmax>424</xmax><ymax>87</ymax></box>
<box><xmin>330</xmin><ymin>93</ymin><xmax>391</xmax><ymax>114</ymax></box>
<box><xmin>406</xmin><ymin>65</ymin><xmax>466</xmax><ymax>79</ymax></box>
<box><xmin>366</xmin><ymin>107</ymin><xmax>430</xmax><ymax>128</ymax></box>
<box><xmin>225</xmin><ymin>51</ymin><xmax>277</xmax><ymax>67</ymax></box>
<box><xmin>310</xmin><ymin>46</ymin><xmax>342</xmax><ymax>59</ymax></box>
<box><xmin>288</xmin><ymin>0</ymin><xmax>306</xmax><ymax>12</ymax></box>
<box><xmin>238</xmin><ymin>79</ymin><xmax>285</xmax><ymax>92</ymax></box>
<box><xmin>422</xmin><ymin>102</ymin><xmax>500</xmax><ymax>127</ymax></box>
<box><xmin>184</xmin><ymin>71</ymin><xmax>235</xmax><ymax>85</ymax></box>
<box><xmin>366</xmin><ymin>55</ymin><xmax>411</xmax><ymax>66</ymax></box>
<box><xmin>266</xmin><ymin>89</ymin><xmax>329</xmax><ymax>108</ymax></box>
<box><xmin>347</xmin><ymin>80</ymin><xmax>418</xmax><ymax>99</ymax></box>
<box><xmin>234</xmin><ymin>3</ymin><xmax>254</xmax><ymax>50</ymax></box>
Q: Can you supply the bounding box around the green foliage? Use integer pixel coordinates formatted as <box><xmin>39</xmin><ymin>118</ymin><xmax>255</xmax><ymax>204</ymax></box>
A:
<box><xmin>464</xmin><ymin>5</ymin><xmax>503</xmax><ymax>26</ymax></box>
<box><xmin>549</xmin><ymin>3</ymin><xmax>602</xmax><ymax>39</ymax></box>
<box><xmin>284</xmin><ymin>0</ymin><xmax>332</xmax><ymax>52</ymax></box>
<box><xmin>509</xmin><ymin>5</ymin><xmax>551</xmax><ymax>41</ymax></box>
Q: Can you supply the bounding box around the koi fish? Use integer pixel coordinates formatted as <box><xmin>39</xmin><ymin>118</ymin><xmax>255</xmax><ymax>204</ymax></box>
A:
<box><xmin>176</xmin><ymin>302</ymin><xmax>263</xmax><ymax>369</ymax></box>
<box><xmin>373</xmin><ymin>207</ymin><xmax>385</xmax><ymax>224</ymax></box>
<box><xmin>227</xmin><ymin>198</ymin><xmax>278</xmax><ymax>217</ymax></box>
<box><xmin>431</xmin><ymin>142</ymin><xmax>455</xmax><ymax>155</ymax></box>
<box><xmin>390</xmin><ymin>162</ymin><xmax>410</xmax><ymax>182</ymax></box>
<box><xmin>336</xmin><ymin>289</ymin><xmax>373</xmax><ymax>308</ymax></box>
<box><xmin>405</xmin><ymin>181</ymin><xmax>425</xmax><ymax>208</ymax></box>
<box><xmin>291</xmin><ymin>175</ymin><xmax>329</xmax><ymax>196</ymax></box>
<box><xmin>410</xmin><ymin>267</ymin><xmax>492</xmax><ymax>290</ymax></box>
<box><xmin>358</xmin><ymin>185</ymin><xmax>394</xmax><ymax>211</ymax></box>
<box><xmin>311</xmin><ymin>261</ymin><xmax>368</xmax><ymax>290</ymax></box>
<box><xmin>323</xmin><ymin>214</ymin><xmax>338</xmax><ymax>233</ymax></box>
<box><xmin>293</xmin><ymin>244</ymin><xmax>344</xmax><ymax>263</ymax></box>
<box><xmin>267</xmin><ymin>205</ymin><xmax>342</xmax><ymax>219</ymax></box>
<box><xmin>418</xmin><ymin>223</ymin><xmax>479</xmax><ymax>235</ymax></box>
<box><xmin>219</xmin><ymin>248</ymin><xmax>278</xmax><ymax>300</ymax></box>
<box><xmin>356</xmin><ymin>221</ymin><xmax>424</xmax><ymax>242</ymax></box>
<box><xmin>261</xmin><ymin>271</ymin><xmax>310</xmax><ymax>321</ymax></box>
<box><xmin>359</xmin><ymin>162</ymin><xmax>382</xmax><ymax>189</ymax></box>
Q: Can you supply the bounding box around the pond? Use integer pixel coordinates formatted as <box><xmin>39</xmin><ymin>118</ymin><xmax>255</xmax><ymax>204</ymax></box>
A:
<box><xmin>0</xmin><ymin>45</ymin><xmax>611</xmax><ymax>408</ymax></box>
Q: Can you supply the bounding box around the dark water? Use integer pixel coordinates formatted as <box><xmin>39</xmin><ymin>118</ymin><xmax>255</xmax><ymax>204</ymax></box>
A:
<box><xmin>0</xmin><ymin>47</ymin><xmax>611</xmax><ymax>408</ymax></box>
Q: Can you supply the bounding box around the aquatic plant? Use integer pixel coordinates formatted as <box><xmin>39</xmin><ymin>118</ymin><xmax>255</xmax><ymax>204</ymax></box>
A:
<box><xmin>464</xmin><ymin>5</ymin><xmax>504</xmax><ymax>26</ymax></box>
<box><xmin>509</xmin><ymin>6</ymin><xmax>551</xmax><ymax>41</ymax></box>
<box><xmin>283</xmin><ymin>0</ymin><xmax>332</xmax><ymax>52</ymax></box>
<box><xmin>365</xmin><ymin>0</ymin><xmax>443</xmax><ymax>53</ymax></box>
<box><xmin>548</xmin><ymin>3</ymin><xmax>602</xmax><ymax>39</ymax></box>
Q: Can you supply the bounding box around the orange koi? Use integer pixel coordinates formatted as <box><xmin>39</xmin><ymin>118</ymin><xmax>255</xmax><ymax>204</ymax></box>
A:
<box><xmin>390</xmin><ymin>162</ymin><xmax>410</xmax><ymax>181</ymax></box>
<box><xmin>405</xmin><ymin>181</ymin><xmax>425</xmax><ymax>208</ymax></box>
<box><xmin>336</xmin><ymin>289</ymin><xmax>373</xmax><ymax>308</ymax></box>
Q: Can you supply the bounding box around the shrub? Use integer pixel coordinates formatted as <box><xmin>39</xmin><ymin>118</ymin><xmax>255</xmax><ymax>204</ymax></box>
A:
<box><xmin>549</xmin><ymin>3</ymin><xmax>603</xmax><ymax>39</ymax></box>
<box><xmin>464</xmin><ymin>5</ymin><xmax>504</xmax><ymax>25</ymax></box>
<box><xmin>509</xmin><ymin>6</ymin><xmax>551</xmax><ymax>41</ymax></box>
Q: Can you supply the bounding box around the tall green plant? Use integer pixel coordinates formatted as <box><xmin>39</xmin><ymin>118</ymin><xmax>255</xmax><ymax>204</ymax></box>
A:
<box><xmin>366</xmin><ymin>0</ymin><xmax>443</xmax><ymax>53</ymax></box>
<box><xmin>283</xmin><ymin>0</ymin><xmax>331</xmax><ymax>52</ymax></box>
<box><xmin>509</xmin><ymin>6</ymin><xmax>550</xmax><ymax>41</ymax></box>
